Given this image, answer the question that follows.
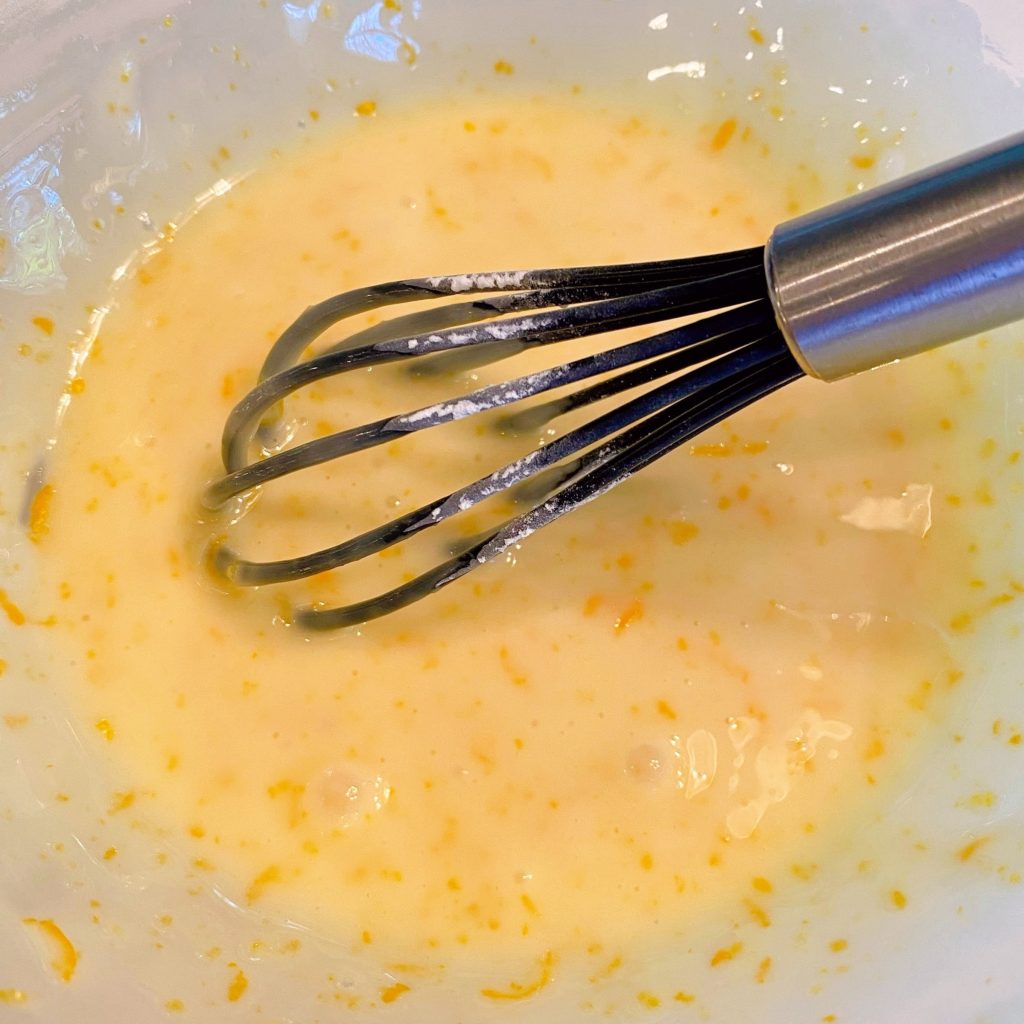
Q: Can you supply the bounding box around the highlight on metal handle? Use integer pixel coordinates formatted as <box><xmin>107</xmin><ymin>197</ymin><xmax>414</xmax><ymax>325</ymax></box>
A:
<box><xmin>765</xmin><ymin>131</ymin><xmax>1024</xmax><ymax>382</ymax></box>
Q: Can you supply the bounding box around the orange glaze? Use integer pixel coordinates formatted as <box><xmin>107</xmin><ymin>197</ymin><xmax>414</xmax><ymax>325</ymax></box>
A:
<box><xmin>39</xmin><ymin>95</ymin><xmax>988</xmax><ymax>965</ymax></box>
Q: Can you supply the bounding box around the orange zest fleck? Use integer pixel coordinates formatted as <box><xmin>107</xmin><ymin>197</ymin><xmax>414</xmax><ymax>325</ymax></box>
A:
<box><xmin>710</xmin><ymin>117</ymin><xmax>738</xmax><ymax>151</ymax></box>
<box><xmin>227</xmin><ymin>969</ymin><xmax>248</xmax><ymax>1002</ymax></box>
<box><xmin>755</xmin><ymin>956</ymin><xmax>772</xmax><ymax>983</ymax></box>
<box><xmin>691</xmin><ymin>442</ymin><xmax>733</xmax><ymax>457</ymax></box>
<box><xmin>246</xmin><ymin>864</ymin><xmax>282</xmax><ymax>903</ymax></box>
<box><xmin>266</xmin><ymin>778</ymin><xmax>307</xmax><ymax>828</ymax></box>
<box><xmin>613</xmin><ymin>599</ymin><xmax>644</xmax><ymax>635</ymax></box>
<box><xmin>588</xmin><ymin>954</ymin><xmax>623</xmax><ymax>984</ymax></box>
<box><xmin>0</xmin><ymin>589</ymin><xmax>26</xmax><ymax>626</ymax></box>
<box><xmin>0</xmin><ymin>990</ymin><xmax>28</xmax><ymax>1004</ymax></box>
<box><xmin>863</xmin><ymin>736</ymin><xmax>885</xmax><ymax>760</ymax></box>
<box><xmin>480</xmin><ymin>950</ymin><xmax>556</xmax><ymax>1001</ymax></box>
<box><xmin>949</xmin><ymin>611</ymin><xmax>973</xmax><ymax>632</ymax></box>
<box><xmin>637</xmin><ymin>991</ymin><xmax>660</xmax><ymax>1008</ymax></box>
<box><xmin>380</xmin><ymin>982</ymin><xmax>410</xmax><ymax>1004</ymax></box>
<box><xmin>354</xmin><ymin>99</ymin><xmax>377</xmax><ymax>117</ymax></box>
<box><xmin>690</xmin><ymin>438</ymin><xmax>767</xmax><ymax>457</ymax></box>
<box><xmin>493</xmin><ymin>59</ymin><xmax>514</xmax><ymax>75</ymax></box>
<box><xmin>710</xmin><ymin>941</ymin><xmax>742</xmax><ymax>966</ymax></box>
<box><xmin>744</xmin><ymin>899</ymin><xmax>771</xmax><ymax>928</ymax></box>
<box><xmin>28</xmin><ymin>484</ymin><xmax>54</xmax><ymax>543</ymax></box>
<box><xmin>108</xmin><ymin>790</ymin><xmax>135</xmax><ymax>814</ymax></box>
<box><xmin>498</xmin><ymin>645</ymin><xmax>529</xmax><ymax>687</ymax></box>
<box><xmin>668</xmin><ymin>520</ymin><xmax>699</xmax><ymax>545</ymax></box>
<box><xmin>32</xmin><ymin>315</ymin><xmax>55</xmax><ymax>336</ymax></box>
<box><xmin>751</xmin><ymin>875</ymin><xmax>773</xmax><ymax>894</ymax></box>
<box><xmin>656</xmin><ymin>698</ymin><xmax>677</xmax><ymax>720</ymax></box>
<box><xmin>890</xmin><ymin>888</ymin><xmax>908</xmax><ymax>909</ymax></box>
<box><xmin>958</xmin><ymin>836</ymin><xmax>990</xmax><ymax>862</ymax></box>
<box><xmin>22</xmin><ymin>918</ymin><xmax>78</xmax><ymax>982</ymax></box>
<box><xmin>966</xmin><ymin>791</ymin><xmax>996</xmax><ymax>809</ymax></box>
<box><xmin>95</xmin><ymin>719</ymin><xmax>115</xmax><ymax>741</ymax></box>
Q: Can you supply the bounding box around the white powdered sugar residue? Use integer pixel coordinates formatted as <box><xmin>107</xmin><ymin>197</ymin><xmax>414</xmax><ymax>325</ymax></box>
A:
<box><xmin>399</xmin><ymin>396</ymin><xmax>488</xmax><ymax>426</ymax></box>
<box><xmin>427</xmin><ymin>270</ymin><xmax>528</xmax><ymax>293</ymax></box>
<box><xmin>483</xmin><ymin>315</ymin><xmax>537</xmax><ymax>341</ymax></box>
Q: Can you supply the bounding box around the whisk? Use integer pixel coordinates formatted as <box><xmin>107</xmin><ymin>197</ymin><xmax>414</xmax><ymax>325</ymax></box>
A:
<box><xmin>204</xmin><ymin>131</ymin><xmax>1024</xmax><ymax>630</ymax></box>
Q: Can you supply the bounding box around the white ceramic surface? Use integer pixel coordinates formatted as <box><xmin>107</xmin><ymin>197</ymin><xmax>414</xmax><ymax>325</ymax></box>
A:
<box><xmin>2</xmin><ymin>1</ymin><xmax>1024</xmax><ymax>1021</ymax></box>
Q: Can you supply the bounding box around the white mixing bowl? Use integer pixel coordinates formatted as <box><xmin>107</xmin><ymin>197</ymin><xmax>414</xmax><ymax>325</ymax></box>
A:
<box><xmin>2</xmin><ymin>1</ymin><xmax>1024</xmax><ymax>1021</ymax></box>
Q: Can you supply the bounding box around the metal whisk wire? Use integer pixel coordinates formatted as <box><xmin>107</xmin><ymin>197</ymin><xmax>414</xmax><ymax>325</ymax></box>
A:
<box><xmin>204</xmin><ymin>246</ymin><xmax>803</xmax><ymax>629</ymax></box>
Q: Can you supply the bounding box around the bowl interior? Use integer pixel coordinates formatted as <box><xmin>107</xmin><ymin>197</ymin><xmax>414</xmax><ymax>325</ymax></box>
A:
<box><xmin>2</xmin><ymin>1</ymin><xmax>1024</xmax><ymax>1020</ymax></box>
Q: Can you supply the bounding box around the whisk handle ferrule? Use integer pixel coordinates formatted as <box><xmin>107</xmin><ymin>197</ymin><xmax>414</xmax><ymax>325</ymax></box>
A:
<box><xmin>766</xmin><ymin>130</ymin><xmax>1024</xmax><ymax>382</ymax></box>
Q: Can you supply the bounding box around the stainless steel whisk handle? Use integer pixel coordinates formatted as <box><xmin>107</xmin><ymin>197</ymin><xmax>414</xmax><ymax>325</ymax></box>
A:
<box><xmin>766</xmin><ymin>131</ymin><xmax>1024</xmax><ymax>382</ymax></box>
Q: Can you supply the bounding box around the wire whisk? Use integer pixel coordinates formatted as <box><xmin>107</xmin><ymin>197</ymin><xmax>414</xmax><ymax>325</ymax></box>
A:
<box><xmin>203</xmin><ymin>130</ymin><xmax>1024</xmax><ymax>629</ymax></box>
